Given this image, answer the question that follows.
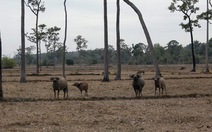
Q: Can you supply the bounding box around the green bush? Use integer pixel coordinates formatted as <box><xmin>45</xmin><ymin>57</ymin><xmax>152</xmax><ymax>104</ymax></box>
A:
<box><xmin>66</xmin><ymin>59</ymin><xmax>74</xmax><ymax>65</ymax></box>
<box><xmin>2</xmin><ymin>57</ymin><xmax>16</xmax><ymax>69</ymax></box>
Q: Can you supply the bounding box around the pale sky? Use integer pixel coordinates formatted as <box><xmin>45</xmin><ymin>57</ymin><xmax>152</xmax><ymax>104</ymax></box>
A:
<box><xmin>0</xmin><ymin>0</ymin><xmax>210</xmax><ymax>56</ymax></box>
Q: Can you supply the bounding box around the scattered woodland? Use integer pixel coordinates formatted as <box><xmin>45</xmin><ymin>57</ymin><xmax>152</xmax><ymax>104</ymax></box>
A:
<box><xmin>0</xmin><ymin>0</ymin><xmax>212</xmax><ymax>131</ymax></box>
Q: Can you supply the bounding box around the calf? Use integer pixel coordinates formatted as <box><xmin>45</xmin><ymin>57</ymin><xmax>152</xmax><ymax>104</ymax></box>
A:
<box><xmin>73</xmin><ymin>82</ymin><xmax>88</xmax><ymax>96</ymax></box>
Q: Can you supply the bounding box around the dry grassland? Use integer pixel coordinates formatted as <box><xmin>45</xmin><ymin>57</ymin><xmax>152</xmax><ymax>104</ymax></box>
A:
<box><xmin>0</xmin><ymin>65</ymin><xmax>212</xmax><ymax>131</ymax></box>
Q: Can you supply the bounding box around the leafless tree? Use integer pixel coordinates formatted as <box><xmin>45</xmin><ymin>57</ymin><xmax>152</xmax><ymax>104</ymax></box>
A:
<box><xmin>123</xmin><ymin>0</ymin><xmax>161</xmax><ymax>77</ymax></box>
<box><xmin>115</xmin><ymin>0</ymin><xmax>121</xmax><ymax>80</ymax></box>
<box><xmin>20</xmin><ymin>0</ymin><xmax>27</xmax><ymax>83</ymax></box>
<box><xmin>206</xmin><ymin>0</ymin><xmax>210</xmax><ymax>73</ymax></box>
<box><xmin>63</xmin><ymin>0</ymin><xmax>67</xmax><ymax>77</ymax></box>
<box><xmin>103</xmin><ymin>0</ymin><xmax>110</xmax><ymax>82</ymax></box>
<box><xmin>0</xmin><ymin>33</ymin><xmax>3</xmax><ymax>98</ymax></box>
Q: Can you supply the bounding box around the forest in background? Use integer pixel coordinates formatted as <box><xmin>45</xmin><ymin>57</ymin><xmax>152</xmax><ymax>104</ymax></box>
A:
<box><xmin>11</xmin><ymin>38</ymin><xmax>212</xmax><ymax>67</ymax></box>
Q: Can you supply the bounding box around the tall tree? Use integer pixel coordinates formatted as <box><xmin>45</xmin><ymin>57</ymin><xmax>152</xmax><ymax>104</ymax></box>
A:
<box><xmin>120</xmin><ymin>39</ymin><xmax>132</xmax><ymax>64</ymax></box>
<box><xmin>205</xmin><ymin>0</ymin><xmax>210</xmax><ymax>73</ymax></box>
<box><xmin>26</xmin><ymin>24</ymin><xmax>46</xmax><ymax>70</ymax></box>
<box><xmin>166</xmin><ymin>40</ymin><xmax>183</xmax><ymax>64</ymax></box>
<box><xmin>37</xmin><ymin>24</ymin><xmax>46</xmax><ymax>71</ymax></box>
<box><xmin>168</xmin><ymin>0</ymin><xmax>200</xmax><ymax>72</ymax></box>
<box><xmin>132</xmin><ymin>43</ymin><xmax>147</xmax><ymax>64</ymax></box>
<box><xmin>25</xmin><ymin>46</ymin><xmax>36</xmax><ymax>66</ymax></box>
<box><xmin>0</xmin><ymin>33</ymin><xmax>3</xmax><ymax>99</ymax></box>
<box><xmin>46</xmin><ymin>26</ymin><xmax>61</xmax><ymax>69</ymax></box>
<box><xmin>123</xmin><ymin>0</ymin><xmax>161</xmax><ymax>77</ymax></box>
<box><xmin>63</xmin><ymin>0</ymin><xmax>67</xmax><ymax>77</ymax></box>
<box><xmin>153</xmin><ymin>43</ymin><xmax>166</xmax><ymax>64</ymax></box>
<box><xmin>20</xmin><ymin>0</ymin><xmax>27</xmax><ymax>83</ymax></box>
<box><xmin>103</xmin><ymin>0</ymin><xmax>110</xmax><ymax>82</ymax></box>
<box><xmin>25</xmin><ymin>0</ymin><xmax>45</xmax><ymax>74</ymax></box>
<box><xmin>197</xmin><ymin>0</ymin><xmax>212</xmax><ymax>73</ymax></box>
<box><xmin>74</xmin><ymin>35</ymin><xmax>88</xmax><ymax>65</ymax></box>
<box><xmin>115</xmin><ymin>0</ymin><xmax>121</xmax><ymax>80</ymax></box>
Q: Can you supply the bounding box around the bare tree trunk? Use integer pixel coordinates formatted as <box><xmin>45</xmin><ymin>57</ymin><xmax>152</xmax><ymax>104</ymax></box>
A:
<box><xmin>36</xmin><ymin>13</ymin><xmax>39</xmax><ymax>74</ymax></box>
<box><xmin>115</xmin><ymin>0</ymin><xmax>121</xmax><ymax>80</ymax></box>
<box><xmin>39</xmin><ymin>41</ymin><xmax>42</xmax><ymax>71</ymax></box>
<box><xmin>188</xmin><ymin>18</ymin><xmax>196</xmax><ymax>72</ymax></box>
<box><xmin>53</xmin><ymin>41</ymin><xmax>56</xmax><ymax>70</ymax></box>
<box><xmin>20</xmin><ymin>0</ymin><xmax>27</xmax><ymax>83</ymax></box>
<box><xmin>63</xmin><ymin>0</ymin><xmax>67</xmax><ymax>77</ymax></box>
<box><xmin>123</xmin><ymin>0</ymin><xmax>161</xmax><ymax>77</ymax></box>
<box><xmin>205</xmin><ymin>0</ymin><xmax>210</xmax><ymax>73</ymax></box>
<box><xmin>102</xmin><ymin>0</ymin><xmax>110</xmax><ymax>82</ymax></box>
<box><xmin>0</xmin><ymin>33</ymin><xmax>3</xmax><ymax>98</ymax></box>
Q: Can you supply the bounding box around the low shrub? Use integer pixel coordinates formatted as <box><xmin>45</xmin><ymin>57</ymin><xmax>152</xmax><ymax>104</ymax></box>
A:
<box><xmin>2</xmin><ymin>57</ymin><xmax>16</xmax><ymax>69</ymax></box>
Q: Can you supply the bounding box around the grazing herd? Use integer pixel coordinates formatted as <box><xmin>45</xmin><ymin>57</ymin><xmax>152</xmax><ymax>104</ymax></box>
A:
<box><xmin>50</xmin><ymin>69</ymin><xmax>167</xmax><ymax>99</ymax></box>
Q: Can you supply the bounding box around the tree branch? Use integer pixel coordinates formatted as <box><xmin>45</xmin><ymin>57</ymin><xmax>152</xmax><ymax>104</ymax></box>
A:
<box><xmin>209</xmin><ymin>0</ymin><xmax>212</xmax><ymax>7</ymax></box>
<box><xmin>25</xmin><ymin>3</ymin><xmax>37</xmax><ymax>16</ymax></box>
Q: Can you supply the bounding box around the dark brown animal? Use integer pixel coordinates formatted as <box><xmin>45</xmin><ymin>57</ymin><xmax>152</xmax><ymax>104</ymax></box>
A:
<box><xmin>130</xmin><ymin>74</ymin><xmax>145</xmax><ymax>97</ymax></box>
<box><xmin>50</xmin><ymin>77</ymin><xmax>68</xmax><ymax>99</ymax></box>
<box><xmin>154</xmin><ymin>76</ymin><xmax>166</xmax><ymax>96</ymax></box>
<box><xmin>73</xmin><ymin>82</ymin><xmax>88</xmax><ymax>96</ymax></box>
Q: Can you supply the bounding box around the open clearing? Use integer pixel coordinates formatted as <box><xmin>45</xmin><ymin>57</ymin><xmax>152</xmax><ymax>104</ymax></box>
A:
<box><xmin>0</xmin><ymin>65</ymin><xmax>212</xmax><ymax>131</ymax></box>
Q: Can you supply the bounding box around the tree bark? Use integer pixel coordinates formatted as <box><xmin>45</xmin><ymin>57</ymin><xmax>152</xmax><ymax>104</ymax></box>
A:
<box><xmin>102</xmin><ymin>0</ymin><xmax>110</xmax><ymax>82</ymax></box>
<box><xmin>20</xmin><ymin>0</ymin><xmax>27</xmax><ymax>83</ymax></box>
<box><xmin>205</xmin><ymin>0</ymin><xmax>210</xmax><ymax>73</ymax></box>
<box><xmin>123</xmin><ymin>0</ymin><xmax>161</xmax><ymax>77</ymax></box>
<box><xmin>0</xmin><ymin>33</ymin><xmax>3</xmax><ymax>98</ymax></box>
<box><xmin>115</xmin><ymin>0</ymin><xmax>121</xmax><ymax>80</ymax></box>
<box><xmin>63</xmin><ymin>0</ymin><xmax>67</xmax><ymax>77</ymax></box>
<box><xmin>36</xmin><ymin>11</ymin><xmax>39</xmax><ymax>74</ymax></box>
<box><xmin>188</xmin><ymin>18</ymin><xmax>196</xmax><ymax>72</ymax></box>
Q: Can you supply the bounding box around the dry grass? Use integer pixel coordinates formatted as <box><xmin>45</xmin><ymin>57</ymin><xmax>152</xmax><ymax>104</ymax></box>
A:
<box><xmin>0</xmin><ymin>64</ymin><xmax>212</xmax><ymax>131</ymax></box>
